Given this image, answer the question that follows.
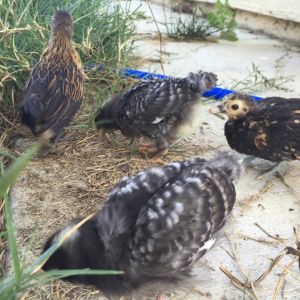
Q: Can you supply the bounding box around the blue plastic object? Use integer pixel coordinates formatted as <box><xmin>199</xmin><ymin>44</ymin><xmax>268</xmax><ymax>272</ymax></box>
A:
<box><xmin>84</xmin><ymin>64</ymin><xmax>264</xmax><ymax>101</ymax></box>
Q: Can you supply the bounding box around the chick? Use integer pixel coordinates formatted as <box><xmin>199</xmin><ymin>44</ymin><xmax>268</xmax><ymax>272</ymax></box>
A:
<box><xmin>42</xmin><ymin>151</ymin><xmax>242</xmax><ymax>296</ymax></box>
<box><xmin>216</xmin><ymin>93</ymin><xmax>300</xmax><ymax>162</ymax></box>
<box><xmin>19</xmin><ymin>11</ymin><xmax>84</xmax><ymax>141</ymax></box>
<box><xmin>94</xmin><ymin>71</ymin><xmax>217</xmax><ymax>162</ymax></box>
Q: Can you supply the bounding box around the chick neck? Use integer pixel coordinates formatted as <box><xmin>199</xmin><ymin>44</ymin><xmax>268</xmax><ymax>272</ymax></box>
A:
<box><xmin>47</xmin><ymin>28</ymin><xmax>75</xmax><ymax>62</ymax></box>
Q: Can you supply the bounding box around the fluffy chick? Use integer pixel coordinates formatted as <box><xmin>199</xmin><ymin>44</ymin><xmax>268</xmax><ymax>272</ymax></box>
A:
<box><xmin>94</xmin><ymin>71</ymin><xmax>217</xmax><ymax>161</ymax></box>
<box><xmin>216</xmin><ymin>93</ymin><xmax>300</xmax><ymax>162</ymax></box>
<box><xmin>42</xmin><ymin>151</ymin><xmax>242</xmax><ymax>296</ymax></box>
<box><xmin>19</xmin><ymin>11</ymin><xmax>84</xmax><ymax>141</ymax></box>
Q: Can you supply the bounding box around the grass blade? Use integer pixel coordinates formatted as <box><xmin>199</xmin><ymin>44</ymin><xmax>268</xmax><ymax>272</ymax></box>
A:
<box><xmin>0</xmin><ymin>143</ymin><xmax>41</xmax><ymax>196</ymax></box>
<box><xmin>3</xmin><ymin>194</ymin><xmax>22</xmax><ymax>283</ymax></box>
<box><xmin>0</xmin><ymin>143</ymin><xmax>41</xmax><ymax>291</ymax></box>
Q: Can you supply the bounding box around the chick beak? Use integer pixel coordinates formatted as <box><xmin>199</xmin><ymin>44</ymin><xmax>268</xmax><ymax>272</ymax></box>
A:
<box><xmin>96</xmin><ymin>127</ymin><xmax>106</xmax><ymax>139</ymax></box>
<box><xmin>210</xmin><ymin>102</ymin><xmax>226</xmax><ymax>114</ymax></box>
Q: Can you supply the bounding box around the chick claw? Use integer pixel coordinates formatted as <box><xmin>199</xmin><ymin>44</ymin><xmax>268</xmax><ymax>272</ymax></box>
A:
<box><xmin>149</xmin><ymin>149</ymin><xmax>169</xmax><ymax>165</ymax></box>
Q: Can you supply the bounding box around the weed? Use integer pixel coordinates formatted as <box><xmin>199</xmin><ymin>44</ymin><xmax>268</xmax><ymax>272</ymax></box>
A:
<box><xmin>166</xmin><ymin>13</ymin><xmax>215</xmax><ymax>40</ymax></box>
<box><xmin>165</xmin><ymin>0</ymin><xmax>237</xmax><ymax>41</ymax></box>
<box><xmin>231</xmin><ymin>62</ymin><xmax>294</xmax><ymax>93</ymax></box>
<box><xmin>207</xmin><ymin>0</ymin><xmax>238</xmax><ymax>41</ymax></box>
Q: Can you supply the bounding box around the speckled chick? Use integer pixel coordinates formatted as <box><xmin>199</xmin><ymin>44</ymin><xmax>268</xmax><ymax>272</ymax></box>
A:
<box><xmin>94</xmin><ymin>71</ymin><xmax>217</xmax><ymax>161</ymax></box>
<box><xmin>42</xmin><ymin>151</ymin><xmax>242</xmax><ymax>295</ymax></box>
<box><xmin>19</xmin><ymin>11</ymin><xmax>84</xmax><ymax>141</ymax></box>
<box><xmin>218</xmin><ymin>93</ymin><xmax>300</xmax><ymax>162</ymax></box>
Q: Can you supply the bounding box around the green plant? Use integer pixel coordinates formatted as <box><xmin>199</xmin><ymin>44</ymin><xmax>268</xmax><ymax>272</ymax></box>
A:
<box><xmin>166</xmin><ymin>13</ymin><xmax>214</xmax><ymax>39</ymax></box>
<box><xmin>207</xmin><ymin>0</ymin><xmax>238</xmax><ymax>41</ymax></box>
<box><xmin>231</xmin><ymin>63</ymin><xmax>294</xmax><ymax>93</ymax></box>
<box><xmin>165</xmin><ymin>0</ymin><xmax>237</xmax><ymax>41</ymax></box>
<box><xmin>0</xmin><ymin>144</ymin><xmax>123</xmax><ymax>300</ymax></box>
<box><xmin>0</xmin><ymin>0</ymin><xmax>137</xmax><ymax>141</ymax></box>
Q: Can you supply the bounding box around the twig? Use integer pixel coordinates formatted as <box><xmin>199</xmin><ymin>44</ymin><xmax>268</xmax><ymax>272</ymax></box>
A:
<box><xmin>272</xmin><ymin>258</ymin><xmax>297</xmax><ymax>300</ymax></box>
<box><xmin>254</xmin><ymin>223</ymin><xmax>285</xmax><ymax>242</ymax></box>
<box><xmin>219</xmin><ymin>265</ymin><xmax>247</xmax><ymax>288</ymax></box>
<box><xmin>220</xmin><ymin>245</ymin><xmax>235</xmax><ymax>260</ymax></box>
<box><xmin>145</xmin><ymin>0</ymin><xmax>165</xmax><ymax>74</ymax></box>
<box><xmin>219</xmin><ymin>266</ymin><xmax>257</xmax><ymax>300</ymax></box>
<box><xmin>221</xmin><ymin>237</ymin><xmax>300</xmax><ymax>299</ymax></box>
<box><xmin>254</xmin><ymin>249</ymin><xmax>288</xmax><ymax>285</ymax></box>
<box><xmin>275</xmin><ymin>261</ymin><xmax>300</xmax><ymax>281</ymax></box>
<box><xmin>240</xmin><ymin>234</ymin><xmax>282</xmax><ymax>245</ymax></box>
<box><xmin>226</xmin><ymin>234</ymin><xmax>250</xmax><ymax>282</ymax></box>
<box><xmin>293</xmin><ymin>226</ymin><xmax>300</xmax><ymax>269</ymax></box>
<box><xmin>224</xmin><ymin>234</ymin><xmax>259</xmax><ymax>299</ymax></box>
<box><xmin>0</xmin><ymin>111</ymin><xmax>17</xmax><ymax>127</ymax></box>
<box><xmin>280</xmin><ymin>278</ymin><xmax>286</xmax><ymax>299</ymax></box>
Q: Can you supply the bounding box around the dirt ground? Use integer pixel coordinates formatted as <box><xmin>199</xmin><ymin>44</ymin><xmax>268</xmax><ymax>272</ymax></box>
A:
<box><xmin>9</xmin><ymin>102</ymin><xmax>300</xmax><ymax>300</ymax></box>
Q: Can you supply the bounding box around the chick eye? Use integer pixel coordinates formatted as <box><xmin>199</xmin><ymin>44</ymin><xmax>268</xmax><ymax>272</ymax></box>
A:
<box><xmin>231</xmin><ymin>104</ymin><xmax>239</xmax><ymax>110</ymax></box>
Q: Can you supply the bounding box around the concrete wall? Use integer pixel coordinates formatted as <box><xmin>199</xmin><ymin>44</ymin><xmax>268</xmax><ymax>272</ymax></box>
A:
<box><xmin>198</xmin><ymin>0</ymin><xmax>300</xmax><ymax>23</ymax></box>
<box><xmin>150</xmin><ymin>0</ymin><xmax>300</xmax><ymax>45</ymax></box>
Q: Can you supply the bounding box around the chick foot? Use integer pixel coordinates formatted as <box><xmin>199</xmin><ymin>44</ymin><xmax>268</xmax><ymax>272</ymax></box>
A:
<box><xmin>149</xmin><ymin>149</ymin><xmax>169</xmax><ymax>165</ymax></box>
<box><xmin>138</xmin><ymin>143</ymin><xmax>158</xmax><ymax>154</ymax></box>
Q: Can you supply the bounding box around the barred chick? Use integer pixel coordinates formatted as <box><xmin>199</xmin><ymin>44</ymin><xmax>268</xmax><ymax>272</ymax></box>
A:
<box><xmin>94</xmin><ymin>71</ymin><xmax>217</xmax><ymax>161</ymax></box>
<box><xmin>216</xmin><ymin>93</ymin><xmax>300</xmax><ymax>162</ymax></box>
<box><xmin>42</xmin><ymin>151</ymin><xmax>242</xmax><ymax>295</ymax></box>
<box><xmin>19</xmin><ymin>11</ymin><xmax>84</xmax><ymax>141</ymax></box>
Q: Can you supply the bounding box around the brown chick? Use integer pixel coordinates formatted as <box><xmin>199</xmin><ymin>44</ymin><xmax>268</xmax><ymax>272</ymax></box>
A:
<box><xmin>19</xmin><ymin>10</ymin><xmax>84</xmax><ymax>142</ymax></box>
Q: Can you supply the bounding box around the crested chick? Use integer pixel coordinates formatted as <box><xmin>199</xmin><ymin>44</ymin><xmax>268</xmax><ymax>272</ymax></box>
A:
<box><xmin>94</xmin><ymin>71</ymin><xmax>217</xmax><ymax>162</ymax></box>
<box><xmin>216</xmin><ymin>93</ymin><xmax>300</xmax><ymax>162</ymax></box>
<box><xmin>19</xmin><ymin>11</ymin><xmax>84</xmax><ymax>141</ymax></box>
<box><xmin>42</xmin><ymin>151</ymin><xmax>242</xmax><ymax>296</ymax></box>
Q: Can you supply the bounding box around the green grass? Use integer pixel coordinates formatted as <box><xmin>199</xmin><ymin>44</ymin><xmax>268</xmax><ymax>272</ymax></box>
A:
<box><xmin>230</xmin><ymin>62</ymin><xmax>294</xmax><ymax>93</ymax></box>
<box><xmin>0</xmin><ymin>144</ymin><xmax>123</xmax><ymax>300</ymax></box>
<box><xmin>165</xmin><ymin>13</ymin><xmax>215</xmax><ymax>40</ymax></box>
<box><xmin>165</xmin><ymin>0</ymin><xmax>238</xmax><ymax>41</ymax></box>
<box><xmin>0</xmin><ymin>0</ymin><xmax>139</xmax><ymax>144</ymax></box>
<box><xmin>0</xmin><ymin>1</ymin><xmax>140</xmax><ymax>298</ymax></box>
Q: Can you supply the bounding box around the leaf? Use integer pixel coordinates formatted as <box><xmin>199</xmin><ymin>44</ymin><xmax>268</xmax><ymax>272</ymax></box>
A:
<box><xmin>220</xmin><ymin>31</ymin><xmax>238</xmax><ymax>41</ymax></box>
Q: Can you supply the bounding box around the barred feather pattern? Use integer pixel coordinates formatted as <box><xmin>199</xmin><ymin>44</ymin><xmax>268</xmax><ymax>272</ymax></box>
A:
<box><xmin>42</xmin><ymin>152</ymin><xmax>242</xmax><ymax>294</ymax></box>
<box><xmin>95</xmin><ymin>71</ymin><xmax>217</xmax><ymax>150</ymax></box>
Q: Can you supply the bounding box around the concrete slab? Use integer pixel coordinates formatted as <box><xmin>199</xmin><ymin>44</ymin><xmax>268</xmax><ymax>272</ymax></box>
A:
<box><xmin>151</xmin><ymin>0</ymin><xmax>300</xmax><ymax>45</ymax></box>
<box><xmin>131</xmin><ymin>1</ymin><xmax>300</xmax><ymax>98</ymax></box>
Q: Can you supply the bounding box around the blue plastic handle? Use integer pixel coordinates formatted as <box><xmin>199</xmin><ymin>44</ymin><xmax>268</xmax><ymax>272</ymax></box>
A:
<box><xmin>84</xmin><ymin>64</ymin><xmax>264</xmax><ymax>101</ymax></box>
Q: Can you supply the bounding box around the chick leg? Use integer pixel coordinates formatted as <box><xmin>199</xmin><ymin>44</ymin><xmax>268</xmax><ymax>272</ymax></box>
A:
<box><xmin>241</xmin><ymin>155</ymin><xmax>281</xmax><ymax>179</ymax></box>
<box><xmin>149</xmin><ymin>136</ymin><xmax>170</xmax><ymax>165</ymax></box>
<box><xmin>138</xmin><ymin>145</ymin><xmax>168</xmax><ymax>164</ymax></box>
<box><xmin>150</xmin><ymin>149</ymin><xmax>169</xmax><ymax>165</ymax></box>
<box><xmin>138</xmin><ymin>143</ymin><xmax>158</xmax><ymax>154</ymax></box>
<box><xmin>256</xmin><ymin>162</ymin><xmax>281</xmax><ymax>179</ymax></box>
<box><xmin>50</xmin><ymin>130</ymin><xmax>77</xmax><ymax>143</ymax></box>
